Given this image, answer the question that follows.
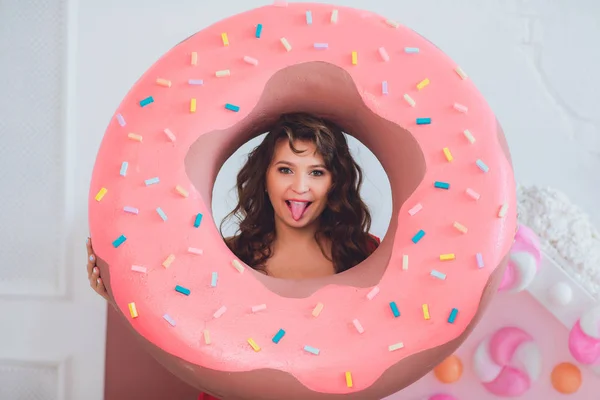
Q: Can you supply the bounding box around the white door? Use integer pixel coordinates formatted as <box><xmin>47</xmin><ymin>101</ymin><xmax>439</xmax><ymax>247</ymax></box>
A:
<box><xmin>0</xmin><ymin>0</ymin><xmax>107</xmax><ymax>399</ymax></box>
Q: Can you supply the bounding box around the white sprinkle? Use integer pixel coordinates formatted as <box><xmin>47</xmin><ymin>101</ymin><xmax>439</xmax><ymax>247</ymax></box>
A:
<box><xmin>187</xmin><ymin>247</ymin><xmax>204</xmax><ymax>255</ymax></box>
<box><xmin>463</xmin><ymin>129</ymin><xmax>476</xmax><ymax>144</ymax></box>
<box><xmin>213</xmin><ymin>306</ymin><xmax>227</xmax><ymax>319</ymax></box>
<box><xmin>131</xmin><ymin>265</ymin><xmax>147</xmax><ymax>273</ymax></box>
<box><xmin>231</xmin><ymin>259</ymin><xmax>245</xmax><ymax>273</ymax></box>
<box><xmin>313</xmin><ymin>43</ymin><xmax>328</xmax><ymax>49</ymax></box>
<box><xmin>498</xmin><ymin>203</ymin><xmax>509</xmax><ymax>218</ymax></box>
<box><xmin>408</xmin><ymin>203</ymin><xmax>422</xmax><ymax>216</ymax></box>
<box><xmin>243</xmin><ymin>56</ymin><xmax>258</xmax><ymax>66</ymax></box>
<box><xmin>352</xmin><ymin>319</ymin><xmax>364</xmax><ymax>334</ymax></box>
<box><xmin>455</xmin><ymin>66</ymin><xmax>468</xmax><ymax>80</ymax></box>
<box><xmin>188</xmin><ymin>79</ymin><xmax>204</xmax><ymax>85</ymax></box>
<box><xmin>163</xmin><ymin>128</ymin><xmax>176</xmax><ymax>142</ymax></box>
<box><xmin>403</xmin><ymin>94</ymin><xmax>416</xmax><ymax>107</ymax></box>
<box><xmin>389</xmin><ymin>342</ymin><xmax>404</xmax><ymax>352</ymax></box>
<box><xmin>123</xmin><ymin>206</ymin><xmax>139</xmax><ymax>215</ymax></box>
<box><xmin>330</xmin><ymin>9</ymin><xmax>339</xmax><ymax>24</ymax></box>
<box><xmin>402</xmin><ymin>255</ymin><xmax>409</xmax><ymax>270</ymax></box>
<box><xmin>280</xmin><ymin>37</ymin><xmax>292</xmax><ymax>52</ymax></box>
<box><xmin>203</xmin><ymin>329</ymin><xmax>211</xmax><ymax>344</ymax></box>
<box><xmin>378</xmin><ymin>47</ymin><xmax>390</xmax><ymax>62</ymax></box>
<box><xmin>367</xmin><ymin>286</ymin><xmax>380</xmax><ymax>300</ymax></box>
<box><xmin>190</xmin><ymin>52</ymin><xmax>198</xmax><ymax>66</ymax></box>
<box><xmin>453</xmin><ymin>103</ymin><xmax>468</xmax><ymax>113</ymax></box>
<box><xmin>453</xmin><ymin>221</ymin><xmax>468</xmax><ymax>234</ymax></box>
<box><xmin>163</xmin><ymin>314</ymin><xmax>176</xmax><ymax>326</ymax></box>
<box><xmin>215</xmin><ymin>69</ymin><xmax>230</xmax><ymax>78</ymax></box>
<box><xmin>385</xmin><ymin>19</ymin><xmax>399</xmax><ymax>28</ymax></box>
<box><xmin>466</xmin><ymin>188</ymin><xmax>481</xmax><ymax>200</ymax></box>
<box><xmin>251</xmin><ymin>304</ymin><xmax>267</xmax><ymax>313</ymax></box>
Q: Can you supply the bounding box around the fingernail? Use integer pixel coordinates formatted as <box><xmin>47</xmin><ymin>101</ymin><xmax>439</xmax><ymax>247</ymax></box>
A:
<box><xmin>86</xmin><ymin>237</ymin><xmax>89</xmax><ymax>244</ymax></box>
<box><xmin>97</xmin><ymin>278</ymin><xmax>101</xmax><ymax>285</ymax></box>
<box><xmin>93</xmin><ymin>267</ymin><xmax>98</xmax><ymax>274</ymax></box>
<box><xmin>89</xmin><ymin>255</ymin><xmax>94</xmax><ymax>261</ymax></box>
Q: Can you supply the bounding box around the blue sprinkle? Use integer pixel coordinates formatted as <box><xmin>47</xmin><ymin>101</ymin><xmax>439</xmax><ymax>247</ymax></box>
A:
<box><xmin>272</xmin><ymin>329</ymin><xmax>286</xmax><ymax>344</ymax></box>
<box><xmin>404</xmin><ymin>47</ymin><xmax>420</xmax><ymax>54</ymax></box>
<box><xmin>434</xmin><ymin>181</ymin><xmax>450</xmax><ymax>190</ymax></box>
<box><xmin>416</xmin><ymin>117</ymin><xmax>431</xmax><ymax>125</ymax></box>
<box><xmin>211</xmin><ymin>272</ymin><xmax>218</xmax><ymax>287</ymax></box>
<box><xmin>306</xmin><ymin>11</ymin><xmax>313</xmax><ymax>25</ymax></box>
<box><xmin>255</xmin><ymin>24</ymin><xmax>263</xmax><ymax>38</ymax></box>
<box><xmin>175</xmin><ymin>285</ymin><xmax>190</xmax><ymax>296</ymax></box>
<box><xmin>112</xmin><ymin>235</ymin><xmax>127</xmax><ymax>248</ymax></box>
<box><xmin>476</xmin><ymin>253</ymin><xmax>485</xmax><ymax>268</ymax></box>
<box><xmin>448</xmin><ymin>308</ymin><xmax>459</xmax><ymax>324</ymax></box>
<box><xmin>163</xmin><ymin>314</ymin><xmax>176</xmax><ymax>326</ymax></box>
<box><xmin>120</xmin><ymin>161</ymin><xmax>128</xmax><ymax>177</ymax></box>
<box><xmin>382</xmin><ymin>81</ymin><xmax>389</xmax><ymax>95</ymax></box>
<box><xmin>225</xmin><ymin>103</ymin><xmax>240</xmax><ymax>112</ymax></box>
<box><xmin>411</xmin><ymin>230</ymin><xmax>425</xmax><ymax>244</ymax></box>
<box><xmin>140</xmin><ymin>96</ymin><xmax>154</xmax><ymax>107</ymax></box>
<box><xmin>156</xmin><ymin>207</ymin><xmax>168</xmax><ymax>221</ymax></box>
<box><xmin>389</xmin><ymin>302</ymin><xmax>400</xmax><ymax>318</ymax></box>
<box><xmin>303</xmin><ymin>345</ymin><xmax>320</xmax><ymax>355</ymax></box>
<box><xmin>145</xmin><ymin>177</ymin><xmax>160</xmax><ymax>186</ymax></box>
<box><xmin>430</xmin><ymin>270</ymin><xmax>447</xmax><ymax>280</ymax></box>
<box><xmin>476</xmin><ymin>159</ymin><xmax>490</xmax><ymax>173</ymax></box>
<box><xmin>188</xmin><ymin>79</ymin><xmax>204</xmax><ymax>85</ymax></box>
<box><xmin>116</xmin><ymin>113</ymin><xmax>126</xmax><ymax>127</ymax></box>
<box><xmin>193</xmin><ymin>213</ymin><xmax>203</xmax><ymax>228</ymax></box>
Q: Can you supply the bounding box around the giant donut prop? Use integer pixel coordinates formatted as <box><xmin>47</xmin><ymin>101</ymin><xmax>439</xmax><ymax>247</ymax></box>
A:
<box><xmin>89</xmin><ymin>2</ymin><xmax>517</xmax><ymax>399</ymax></box>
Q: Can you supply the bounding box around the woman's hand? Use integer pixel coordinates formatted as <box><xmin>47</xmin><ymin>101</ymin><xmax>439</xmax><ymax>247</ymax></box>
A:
<box><xmin>86</xmin><ymin>237</ymin><xmax>111</xmax><ymax>302</ymax></box>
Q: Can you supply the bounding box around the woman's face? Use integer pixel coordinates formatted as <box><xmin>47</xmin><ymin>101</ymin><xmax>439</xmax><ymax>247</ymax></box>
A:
<box><xmin>266</xmin><ymin>139</ymin><xmax>332</xmax><ymax>230</ymax></box>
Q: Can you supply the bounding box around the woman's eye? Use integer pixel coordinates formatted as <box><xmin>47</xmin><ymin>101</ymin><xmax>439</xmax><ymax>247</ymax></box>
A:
<box><xmin>278</xmin><ymin>167</ymin><xmax>292</xmax><ymax>174</ymax></box>
<box><xmin>311</xmin><ymin>170</ymin><xmax>325</xmax><ymax>176</ymax></box>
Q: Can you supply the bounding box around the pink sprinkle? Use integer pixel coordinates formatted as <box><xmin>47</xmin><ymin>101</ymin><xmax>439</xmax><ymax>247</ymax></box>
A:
<box><xmin>213</xmin><ymin>306</ymin><xmax>227</xmax><ymax>318</ymax></box>
<box><xmin>408</xmin><ymin>203</ymin><xmax>423</xmax><ymax>216</ymax></box>
<box><xmin>378</xmin><ymin>47</ymin><xmax>390</xmax><ymax>62</ymax></box>
<box><xmin>367</xmin><ymin>286</ymin><xmax>380</xmax><ymax>300</ymax></box>
<box><xmin>188</xmin><ymin>247</ymin><xmax>203</xmax><ymax>255</ymax></box>
<box><xmin>251</xmin><ymin>304</ymin><xmax>267</xmax><ymax>313</ymax></box>
<box><xmin>352</xmin><ymin>319</ymin><xmax>365</xmax><ymax>334</ymax></box>
<box><xmin>131</xmin><ymin>265</ymin><xmax>147</xmax><ymax>273</ymax></box>
<box><xmin>453</xmin><ymin>103</ymin><xmax>468</xmax><ymax>113</ymax></box>
<box><xmin>243</xmin><ymin>56</ymin><xmax>259</xmax><ymax>66</ymax></box>
<box><xmin>466</xmin><ymin>188</ymin><xmax>480</xmax><ymax>200</ymax></box>
<box><xmin>163</xmin><ymin>128</ymin><xmax>176</xmax><ymax>142</ymax></box>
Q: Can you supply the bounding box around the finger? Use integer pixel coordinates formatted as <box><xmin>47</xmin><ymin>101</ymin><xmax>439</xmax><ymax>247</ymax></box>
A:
<box><xmin>96</xmin><ymin>278</ymin><xmax>110</xmax><ymax>301</ymax></box>
<box><xmin>86</xmin><ymin>236</ymin><xmax>93</xmax><ymax>256</ymax></box>
<box><xmin>87</xmin><ymin>253</ymin><xmax>96</xmax><ymax>277</ymax></box>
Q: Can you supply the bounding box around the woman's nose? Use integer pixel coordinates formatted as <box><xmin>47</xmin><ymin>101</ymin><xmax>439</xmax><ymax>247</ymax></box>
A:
<box><xmin>291</xmin><ymin>175</ymin><xmax>309</xmax><ymax>194</ymax></box>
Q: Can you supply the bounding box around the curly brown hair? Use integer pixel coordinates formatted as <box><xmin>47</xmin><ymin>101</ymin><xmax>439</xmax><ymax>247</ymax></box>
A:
<box><xmin>220</xmin><ymin>112</ymin><xmax>379</xmax><ymax>275</ymax></box>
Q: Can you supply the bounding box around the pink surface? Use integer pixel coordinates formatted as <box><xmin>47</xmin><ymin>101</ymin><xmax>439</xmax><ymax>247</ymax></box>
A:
<box><xmin>88</xmin><ymin>2</ymin><xmax>516</xmax><ymax>394</ymax></box>
<box><xmin>391</xmin><ymin>291</ymin><xmax>600</xmax><ymax>399</ymax></box>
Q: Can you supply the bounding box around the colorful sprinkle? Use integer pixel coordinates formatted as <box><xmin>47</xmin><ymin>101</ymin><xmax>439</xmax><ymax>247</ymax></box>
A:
<box><xmin>213</xmin><ymin>306</ymin><xmax>227</xmax><ymax>319</ymax></box>
<box><xmin>131</xmin><ymin>265</ymin><xmax>146</xmax><ymax>273</ymax></box>
<box><xmin>367</xmin><ymin>286</ymin><xmax>380</xmax><ymax>300</ymax></box>
<box><xmin>382</xmin><ymin>81</ymin><xmax>389</xmax><ymax>95</ymax></box>
<box><xmin>313</xmin><ymin>43</ymin><xmax>328</xmax><ymax>49</ymax></box>
<box><xmin>345</xmin><ymin>371</ymin><xmax>353</xmax><ymax>388</ymax></box>
<box><xmin>190</xmin><ymin>52</ymin><xmax>198</xmax><ymax>65</ymax></box>
<box><xmin>466</xmin><ymin>188</ymin><xmax>480</xmax><ymax>200</ymax></box>
<box><xmin>119</xmin><ymin>162</ymin><xmax>128</xmax><ymax>176</ymax></box>
<box><xmin>211</xmin><ymin>272</ymin><xmax>218</xmax><ymax>287</ymax></box>
<box><xmin>163</xmin><ymin>128</ymin><xmax>176</xmax><ymax>142</ymax></box>
<box><xmin>422</xmin><ymin>304</ymin><xmax>430</xmax><ymax>320</ymax></box>
<box><xmin>112</xmin><ymin>235</ymin><xmax>126</xmax><ymax>248</ymax></box>
<box><xmin>312</xmin><ymin>302</ymin><xmax>324</xmax><ymax>317</ymax></box>
<box><xmin>453</xmin><ymin>102</ymin><xmax>468</xmax><ymax>113</ymax></box>
<box><xmin>412</xmin><ymin>230</ymin><xmax>426</xmax><ymax>244</ymax></box>
<box><xmin>163</xmin><ymin>314</ymin><xmax>176</xmax><ymax>326</ymax></box>
<box><xmin>193</xmin><ymin>213</ymin><xmax>203</xmax><ymax>227</ymax></box>
<box><xmin>385</xmin><ymin>19</ymin><xmax>399</xmax><ymax>28</ymax></box>
<box><xmin>440</xmin><ymin>254</ymin><xmax>456</xmax><ymax>261</ymax></box>
<box><xmin>431</xmin><ymin>270</ymin><xmax>447</xmax><ymax>280</ymax></box>
<box><xmin>116</xmin><ymin>113</ymin><xmax>126</xmax><ymax>127</ymax></box>
<box><xmin>280</xmin><ymin>37</ymin><xmax>292</xmax><ymax>52</ymax></box>
<box><xmin>188</xmin><ymin>79</ymin><xmax>204</xmax><ymax>85</ymax></box>
<box><xmin>448</xmin><ymin>308</ymin><xmax>459</xmax><ymax>324</ymax></box>
<box><xmin>188</xmin><ymin>247</ymin><xmax>203</xmax><ymax>255</ymax></box>
<box><xmin>156</xmin><ymin>207</ymin><xmax>168</xmax><ymax>221</ymax></box>
<box><xmin>417</xmin><ymin>78</ymin><xmax>430</xmax><ymax>90</ymax></box>
<box><xmin>304</xmin><ymin>345</ymin><xmax>320</xmax><ymax>355</ymax></box>
<box><xmin>498</xmin><ymin>203</ymin><xmax>509</xmax><ymax>218</ymax></box>
<box><xmin>255</xmin><ymin>24</ymin><xmax>263</xmax><ymax>38</ymax></box>
<box><xmin>404</xmin><ymin>47</ymin><xmax>420</xmax><ymax>53</ymax></box>
<box><xmin>203</xmin><ymin>329</ymin><xmax>211</xmax><ymax>344</ymax></box>
<box><xmin>145</xmin><ymin>177</ymin><xmax>159</xmax><ymax>186</ymax></box>
<box><xmin>455</xmin><ymin>66</ymin><xmax>468</xmax><ymax>80</ymax></box>
<box><xmin>416</xmin><ymin>117</ymin><xmax>431</xmax><ymax>125</ymax></box>
<box><xmin>247</xmin><ymin>338</ymin><xmax>261</xmax><ymax>352</ymax></box>
<box><xmin>453</xmin><ymin>221</ymin><xmax>468</xmax><ymax>234</ymax></box>
<box><xmin>139</xmin><ymin>96</ymin><xmax>154</xmax><ymax>107</ymax></box>
<box><xmin>434</xmin><ymin>181</ymin><xmax>450</xmax><ymax>190</ymax></box>
<box><xmin>221</xmin><ymin>32</ymin><xmax>229</xmax><ymax>46</ymax></box>
<box><xmin>190</xmin><ymin>98</ymin><xmax>197</xmax><ymax>113</ymax></box>
<box><xmin>352</xmin><ymin>319</ymin><xmax>364</xmax><ymax>334</ymax></box>
<box><xmin>95</xmin><ymin>187</ymin><xmax>107</xmax><ymax>201</ymax></box>
<box><xmin>231</xmin><ymin>259</ymin><xmax>245</xmax><ymax>273</ymax></box>
<box><xmin>443</xmin><ymin>147</ymin><xmax>454</xmax><ymax>162</ymax></box>
<box><xmin>252</xmin><ymin>304</ymin><xmax>267</xmax><ymax>313</ymax></box>
<box><xmin>175</xmin><ymin>185</ymin><xmax>189</xmax><ymax>197</ymax></box>
<box><xmin>156</xmin><ymin>78</ymin><xmax>171</xmax><ymax>88</ymax></box>
<box><xmin>390</xmin><ymin>301</ymin><xmax>400</xmax><ymax>317</ymax></box>
<box><xmin>402</xmin><ymin>254</ymin><xmax>409</xmax><ymax>270</ymax></box>
<box><xmin>389</xmin><ymin>342</ymin><xmax>405</xmax><ymax>351</ymax></box>
<box><xmin>305</xmin><ymin>11</ymin><xmax>313</xmax><ymax>25</ymax></box>
<box><xmin>403</xmin><ymin>94</ymin><xmax>416</xmax><ymax>107</ymax></box>
<box><xmin>476</xmin><ymin>253</ymin><xmax>485</xmax><ymax>268</ymax></box>
<box><xmin>408</xmin><ymin>203</ymin><xmax>423</xmax><ymax>216</ymax></box>
<box><xmin>128</xmin><ymin>302</ymin><xmax>138</xmax><ymax>318</ymax></box>
<box><xmin>379</xmin><ymin>47</ymin><xmax>390</xmax><ymax>62</ymax></box>
<box><xmin>463</xmin><ymin>129</ymin><xmax>476</xmax><ymax>144</ymax></box>
<box><xmin>162</xmin><ymin>254</ymin><xmax>175</xmax><ymax>268</ymax></box>
<box><xmin>225</xmin><ymin>103</ymin><xmax>240</xmax><ymax>112</ymax></box>
<box><xmin>127</xmin><ymin>133</ymin><xmax>143</xmax><ymax>142</ymax></box>
<box><xmin>351</xmin><ymin>51</ymin><xmax>358</xmax><ymax>65</ymax></box>
<box><xmin>330</xmin><ymin>9</ymin><xmax>339</xmax><ymax>24</ymax></box>
<box><xmin>272</xmin><ymin>329</ymin><xmax>286</xmax><ymax>344</ymax></box>
<box><xmin>175</xmin><ymin>285</ymin><xmax>191</xmax><ymax>296</ymax></box>
<box><xmin>476</xmin><ymin>159</ymin><xmax>489</xmax><ymax>173</ymax></box>
<box><xmin>123</xmin><ymin>206</ymin><xmax>139</xmax><ymax>215</ymax></box>
<box><xmin>243</xmin><ymin>56</ymin><xmax>258</xmax><ymax>65</ymax></box>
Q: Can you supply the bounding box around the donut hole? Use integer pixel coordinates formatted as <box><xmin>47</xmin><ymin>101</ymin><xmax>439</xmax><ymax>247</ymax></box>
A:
<box><xmin>185</xmin><ymin>61</ymin><xmax>426</xmax><ymax>296</ymax></box>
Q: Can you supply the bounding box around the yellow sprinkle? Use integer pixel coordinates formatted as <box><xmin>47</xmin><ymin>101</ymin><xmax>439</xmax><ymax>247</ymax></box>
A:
<box><xmin>440</xmin><ymin>253</ymin><xmax>456</xmax><ymax>261</ymax></box>
<box><xmin>175</xmin><ymin>185</ymin><xmax>189</xmax><ymax>198</ymax></box>
<box><xmin>453</xmin><ymin>222</ymin><xmax>468</xmax><ymax>234</ymax></box>
<box><xmin>455</xmin><ymin>66</ymin><xmax>468</xmax><ymax>80</ymax></box>
<box><xmin>162</xmin><ymin>254</ymin><xmax>175</xmax><ymax>268</ymax></box>
<box><xmin>128</xmin><ymin>302</ymin><xmax>138</xmax><ymax>318</ymax></box>
<box><xmin>191</xmin><ymin>52</ymin><xmax>198</xmax><ymax>65</ymax></box>
<box><xmin>280</xmin><ymin>37</ymin><xmax>292</xmax><ymax>52</ymax></box>
<box><xmin>215</xmin><ymin>69</ymin><xmax>230</xmax><ymax>78</ymax></box>
<box><xmin>156</xmin><ymin>78</ymin><xmax>171</xmax><ymax>87</ymax></box>
<box><xmin>127</xmin><ymin>133</ymin><xmax>143</xmax><ymax>142</ymax></box>
<box><xmin>203</xmin><ymin>329</ymin><xmax>211</xmax><ymax>345</ymax></box>
<box><xmin>345</xmin><ymin>371</ymin><xmax>353</xmax><ymax>388</ymax></box>
<box><xmin>402</xmin><ymin>254</ymin><xmax>409</xmax><ymax>271</ymax></box>
<box><xmin>95</xmin><ymin>187</ymin><xmax>107</xmax><ymax>201</ymax></box>
<box><xmin>463</xmin><ymin>129</ymin><xmax>476</xmax><ymax>144</ymax></box>
<box><xmin>443</xmin><ymin>147</ymin><xmax>453</xmax><ymax>162</ymax></box>
<box><xmin>351</xmin><ymin>51</ymin><xmax>358</xmax><ymax>65</ymax></box>
<box><xmin>417</xmin><ymin>78</ymin><xmax>430</xmax><ymax>90</ymax></box>
<box><xmin>190</xmin><ymin>98</ymin><xmax>196</xmax><ymax>113</ymax></box>
<box><xmin>312</xmin><ymin>302</ymin><xmax>324</xmax><ymax>317</ymax></box>
<box><xmin>247</xmin><ymin>338</ymin><xmax>261</xmax><ymax>352</ymax></box>
<box><xmin>388</xmin><ymin>342</ymin><xmax>404</xmax><ymax>352</ymax></box>
<box><xmin>422</xmin><ymin>304</ymin><xmax>430</xmax><ymax>320</ymax></box>
<box><xmin>231</xmin><ymin>259</ymin><xmax>245</xmax><ymax>273</ymax></box>
<box><xmin>498</xmin><ymin>203</ymin><xmax>509</xmax><ymax>218</ymax></box>
<box><xmin>221</xmin><ymin>32</ymin><xmax>229</xmax><ymax>46</ymax></box>
<box><xmin>403</xmin><ymin>94</ymin><xmax>416</xmax><ymax>107</ymax></box>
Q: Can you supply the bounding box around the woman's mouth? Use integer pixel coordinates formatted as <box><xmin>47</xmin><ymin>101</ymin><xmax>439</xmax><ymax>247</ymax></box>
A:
<box><xmin>285</xmin><ymin>200</ymin><xmax>312</xmax><ymax>221</ymax></box>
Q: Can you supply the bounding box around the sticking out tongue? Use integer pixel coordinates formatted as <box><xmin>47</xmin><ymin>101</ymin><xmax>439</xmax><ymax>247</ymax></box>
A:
<box><xmin>289</xmin><ymin>201</ymin><xmax>309</xmax><ymax>221</ymax></box>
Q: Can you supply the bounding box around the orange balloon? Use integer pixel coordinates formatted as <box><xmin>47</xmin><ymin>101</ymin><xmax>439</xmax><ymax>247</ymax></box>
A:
<box><xmin>551</xmin><ymin>362</ymin><xmax>582</xmax><ymax>394</ymax></box>
<box><xmin>433</xmin><ymin>355</ymin><xmax>463</xmax><ymax>384</ymax></box>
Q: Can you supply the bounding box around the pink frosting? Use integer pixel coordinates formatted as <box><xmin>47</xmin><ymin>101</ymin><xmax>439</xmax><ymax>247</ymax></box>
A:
<box><xmin>569</xmin><ymin>317</ymin><xmax>600</xmax><ymax>365</ymax></box>
<box><xmin>499</xmin><ymin>224</ymin><xmax>541</xmax><ymax>291</ymax></box>
<box><xmin>428</xmin><ymin>394</ymin><xmax>457</xmax><ymax>400</ymax></box>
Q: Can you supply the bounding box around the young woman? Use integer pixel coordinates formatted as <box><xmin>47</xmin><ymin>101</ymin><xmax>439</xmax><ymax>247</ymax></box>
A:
<box><xmin>87</xmin><ymin>112</ymin><xmax>380</xmax><ymax>399</ymax></box>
